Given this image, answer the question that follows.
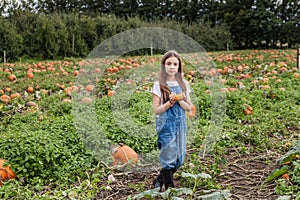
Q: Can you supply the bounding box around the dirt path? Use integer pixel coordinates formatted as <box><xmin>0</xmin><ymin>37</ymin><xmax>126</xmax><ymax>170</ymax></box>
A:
<box><xmin>95</xmin><ymin>148</ymin><xmax>282</xmax><ymax>200</ymax></box>
<box><xmin>216</xmin><ymin>148</ymin><xmax>281</xmax><ymax>200</ymax></box>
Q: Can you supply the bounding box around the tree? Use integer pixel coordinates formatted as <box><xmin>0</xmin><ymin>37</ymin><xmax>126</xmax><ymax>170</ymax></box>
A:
<box><xmin>36</xmin><ymin>0</ymin><xmax>81</xmax><ymax>14</ymax></box>
<box><xmin>0</xmin><ymin>1</ymin><xmax>8</xmax><ymax>15</ymax></box>
<box><xmin>137</xmin><ymin>0</ymin><xmax>161</xmax><ymax>21</ymax></box>
<box><xmin>0</xmin><ymin>16</ymin><xmax>23</xmax><ymax>61</ymax></box>
<box><xmin>276</xmin><ymin>0</ymin><xmax>300</xmax><ymax>47</ymax></box>
<box><xmin>63</xmin><ymin>13</ymin><xmax>89</xmax><ymax>57</ymax></box>
<box><xmin>221</xmin><ymin>0</ymin><xmax>254</xmax><ymax>48</ymax></box>
<box><xmin>246</xmin><ymin>0</ymin><xmax>279</xmax><ymax>48</ymax></box>
<box><xmin>116</xmin><ymin>0</ymin><xmax>139</xmax><ymax>19</ymax></box>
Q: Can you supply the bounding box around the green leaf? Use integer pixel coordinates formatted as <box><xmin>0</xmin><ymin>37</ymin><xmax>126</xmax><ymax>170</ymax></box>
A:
<box><xmin>173</xmin><ymin>188</ymin><xmax>193</xmax><ymax>196</ymax></box>
<box><xmin>159</xmin><ymin>189</ymin><xmax>171</xmax><ymax>199</ymax></box>
<box><xmin>159</xmin><ymin>188</ymin><xmax>193</xmax><ymax>199</ymax></box>
<box><xmin>198</xmin><ymin>190</ymin><xmax>231</xmax><ymax>200</ymax></box>
<box><xmin>276</xmin><ymin>196</ymin><xmax>292</xmax><ymax>200</ymax></box>
<box><xmin>132</xmin><ymin>187</ymin><xmax>161</xmax><ymax>200</ymax></box>
<box><xmin>277</xmin><ymin>148</ymin><xmax>300</xmax><ymax>164</ymax></box>
<box><xmin>68</xmin><ymin>190</ymin><xmax>78</xmax><ymax>200</ymax></box>
<box><xmin>171</xmin><ymin>197</ymin><xmax>184</xmax><ymax>200</ymax></box>
<box><xmin>181</xmin><ymin>172</ymin><xmax>212</xmax><ymax>180</ymax></box>
<box><xmin>266</xmin><ymin>165</ymin><xmax>289</xmax><ymax>182</ymax></box>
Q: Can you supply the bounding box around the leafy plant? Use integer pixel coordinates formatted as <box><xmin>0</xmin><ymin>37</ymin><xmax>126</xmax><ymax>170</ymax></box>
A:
<box><xmin>269</xmin><ymin>140</ymin><xmax>300</xmax><ymax>198</ymax></box>
<box><xmin>181</xmin><ymin>172</ymin><xmax>212</xmax><ymax>195</ymax></box>
<box><xmin>132</xmin><ymin>172</ymin><xmax>230</xmax><ymax>200</ymax></box>
<box><xmin>132</xmin><ymin>187</ymin><xmax>193</xmax><ymax>200</ymax></box>
<box><xmin>0</xmin><ymin>114</ymin><xmax>97</xmax><ymax>185</ymax></box>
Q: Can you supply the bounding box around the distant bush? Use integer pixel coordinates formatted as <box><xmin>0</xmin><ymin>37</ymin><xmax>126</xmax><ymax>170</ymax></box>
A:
<box><xmin>0</xmin><ymin>13</ymin><xmax>231</xmax><ymax>61</ymax></box>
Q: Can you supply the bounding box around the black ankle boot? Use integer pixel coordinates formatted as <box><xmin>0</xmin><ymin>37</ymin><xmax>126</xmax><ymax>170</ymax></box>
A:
<box><xmin>171</xmin><ymin>168</ymin><xmax>177</xmax><ymax>175</ymax></box>
<box><xmin>162</xmin><ymin>169</ymin><xmax>174</xmax><ymax>190</ymax></box>
<box><xmin>152</xmin><ymin>172</ymin><xmax>163</xmax><ymax>190</ymax></box>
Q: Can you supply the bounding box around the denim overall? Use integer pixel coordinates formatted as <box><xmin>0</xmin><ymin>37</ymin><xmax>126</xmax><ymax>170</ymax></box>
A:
<box><xmin>156</xmin><ymin>85</ymin><xmax>186</xmax><ymax>170</ymax></box>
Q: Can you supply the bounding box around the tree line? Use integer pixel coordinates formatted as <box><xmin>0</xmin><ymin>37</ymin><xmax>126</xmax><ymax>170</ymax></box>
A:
<box><xmin>0</xmin><ymin>0</ymin><xmax>299</xmax><ymax>61</ymax></box>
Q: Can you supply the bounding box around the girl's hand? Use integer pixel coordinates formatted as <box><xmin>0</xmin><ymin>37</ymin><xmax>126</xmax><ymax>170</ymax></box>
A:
<box><xmin>177</xmin><ymin>93</ymin><xmax>193</xmax><ymax>112</ymax></box>
<box><xmin>174</xmin><ymin>93</ymin><xmax>186</xmax><ymax>101</ymax></box>
<box><xmin>169</xmin><ymin>92</ymin><xmax>177</xmax><ymax>105</ymax></box>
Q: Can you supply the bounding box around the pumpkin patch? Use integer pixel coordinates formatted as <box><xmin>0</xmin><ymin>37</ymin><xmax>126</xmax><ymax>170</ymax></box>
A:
<box><xmin>0</xmin><ymin>49</ymin><xmax>299</xmax><ymax>199</ymax></box>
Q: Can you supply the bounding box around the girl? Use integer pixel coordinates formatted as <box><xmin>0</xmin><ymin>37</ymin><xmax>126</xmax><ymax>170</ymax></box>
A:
<box><xmin>151</xmin><ymin>50</ymin><xmax>193</xmax><ymax>191</ymax></box>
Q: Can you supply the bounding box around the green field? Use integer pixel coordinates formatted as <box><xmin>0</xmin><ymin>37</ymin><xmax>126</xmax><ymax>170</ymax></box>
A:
<box><xmin>0</xmin><ymin>49</ymin><xmax>300</xmax><ymax>199</ymax></box>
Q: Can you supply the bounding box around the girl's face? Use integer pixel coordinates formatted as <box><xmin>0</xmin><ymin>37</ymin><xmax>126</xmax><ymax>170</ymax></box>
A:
<box><xmin>164</xmin><ymin>56</ymin><xmax>179</xmax><ymax>77</ymax></box>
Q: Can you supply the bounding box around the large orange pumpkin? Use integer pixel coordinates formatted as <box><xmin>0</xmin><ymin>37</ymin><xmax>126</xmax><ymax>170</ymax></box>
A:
<box><xmin>0</xmin><ymin>159</ymin><xmax>16</xmax><ymax>185</ymax></box>
<box><xmin>110</xmin><ymin>143</ymin><xmax>138</xmax><ymax>166</ymax></box>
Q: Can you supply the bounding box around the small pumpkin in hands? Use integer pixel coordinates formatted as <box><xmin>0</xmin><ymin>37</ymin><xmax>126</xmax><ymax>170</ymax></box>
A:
<box><xmin>174</xmin><ymin>93</ymin><xmax>185</xmax><ymax>101</ymax></box>
<box><xmin>110</xmin><ymin>143</ymin><xmax>138</xmax><ymax>166</ymax></box>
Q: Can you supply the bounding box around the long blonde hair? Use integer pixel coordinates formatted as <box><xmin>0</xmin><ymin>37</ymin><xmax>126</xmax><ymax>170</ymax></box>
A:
<box><xmin>159</xmin><ymin>50</ymin><xmax>186</xmax><ymax>103</ymax></box>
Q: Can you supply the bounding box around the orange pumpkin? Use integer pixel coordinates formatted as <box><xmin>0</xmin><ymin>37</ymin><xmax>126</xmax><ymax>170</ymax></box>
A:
<box><xmin>94</xmin><ymin>68</ymin><xmax>101</xmax><ymax>73</ymax></box>
<box><xmin>174</xmin><ymin>93</ymin><xmax>184</xmax><ymax>101</ymax></box>
<box><xmin>27</xmin><ymin>87</ymin><xmax>34</xmax><ymax>93</ymax></box>
<box><xmin>56</xmin><ymin>83</ymin><xmax>65</xmax><ymax>90</ymax></box>
<box><xmin>243</xmin><ymin>104</ymin><xmax>253</xmax><ymax>115</ymax></box>
<box><xmin>10</xmin><ymin>93</ymin><xmax>21</xmax><ymax>100</ymax></box>
<box><xmin>8</xmin><ymin>74</ymin><xmax>16</xmax><ymax>81</ymax></box>
<box><xmin>65</xmin><ymin>87</ymin><xmax>73</xmax><ymax>94</ymax></box>
<box><xmin>85</xmin><ymin>85</ymin><xmax>94</xmax><ymax>92</ymax></box>
<box><xmin>112</xmin><ymin>67</ymin><xmax>119</xmax><ymax>72</ymax></box>
<box><xmin>71</xmin><ymin>85</ymin><xmax>79</xmax><ymax>93</ymax></box>
<box><xmin>81</xmin><ymin>97</ymin><xmax>93</xmax><ymax>104</ymax></box>
<box><xmin>119</xmin><ymin>65</ymin><xmax>125</xmax><ymax>70</ymax></box>
<box><xmin>281</xmin><ymin>173</ymin><xmax>289</xmax><ymax>180</ymax></box>
<box><xmin>5</xmin><ymin>87</ymin><xmax>11</xmax><ymax>93</ymax></box>
<box><xmin>73</xmin><ymin>70</ymin><xmax>79</xmax><ymax>76</ymax></box>
<box><xmin>79</xmin><ymin>68</ymin><xmax>86</xmax><ymax>73</ymax></box>
<box><xmin>125</xmin><ymin>65</ymin><xmax>132</xmax><ymax>70</ymax></box>
<box><xmin>107</xmin><ymin>90</ymin><xmax>115</xmax><ymax>97</ymax></box>
<box><xmin>0</xmin><ymin>95</ymin><xmax>10</xmax><ymax>104</ymax></box>
<box><xmin>26</xmin><ymin>72</ymin><xmax>34</xmax><ymax>78</ymax></box>
<box><xmin>110</xmin><ymin>143</ymin><xmax>138</xmax><ymax>166</ymax></box>
<box><xmin>0</xmin><ymin>159</ymin><xmax>16</xmax><ymax>185</ymax></box>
